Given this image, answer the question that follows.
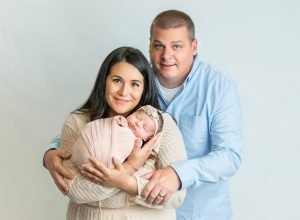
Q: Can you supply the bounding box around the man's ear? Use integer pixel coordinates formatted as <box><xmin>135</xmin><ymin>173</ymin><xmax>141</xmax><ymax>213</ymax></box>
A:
<box><xmin>148</xmin><ymin>37</ymin><xmax>152</xmax><ymax>53</ymax></box>
<box><xmin>192</xmin><ymin>38</ymin><xmax>198</xmax><ymax>55</ymax></box>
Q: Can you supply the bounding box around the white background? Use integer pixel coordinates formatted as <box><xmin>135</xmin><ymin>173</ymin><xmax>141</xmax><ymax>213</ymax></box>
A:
<box><xmin>1</xmin><ymin>0</ymin><xmax>299</xmax><ymax>219</ymax></box>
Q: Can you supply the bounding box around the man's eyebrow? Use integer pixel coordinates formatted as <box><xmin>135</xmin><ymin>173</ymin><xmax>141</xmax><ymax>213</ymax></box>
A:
<box><xmin>153</xmin><ymin>40</ymin><xmax>183</xmax><ymax>44</ymax></box>
<box><xmin>171</xmin><ymin>40</ymin><xmax>183</xmax><ymax>44</ymax></box>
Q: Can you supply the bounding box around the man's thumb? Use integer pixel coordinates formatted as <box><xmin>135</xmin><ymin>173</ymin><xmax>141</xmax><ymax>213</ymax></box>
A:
<box><xmin>60</xmin><ymin>149</ymin><xmax>72</xmax><ymax>159</ymax></box>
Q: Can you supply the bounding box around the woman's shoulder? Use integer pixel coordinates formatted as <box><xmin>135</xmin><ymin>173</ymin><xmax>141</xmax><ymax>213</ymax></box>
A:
<box><xmin>64</xmin><ymin>111</ymin><xmax>90</xmax><ymax>130</ymax></box>
<box><xmin>160</xmin><ymin>112</ymin><xmax>177</xmax><ymax>129</ymax></box>
<box><xmin>156</xmin><ymin>112</ymin><xmax>180</xmax><ymax>145</ymax></box>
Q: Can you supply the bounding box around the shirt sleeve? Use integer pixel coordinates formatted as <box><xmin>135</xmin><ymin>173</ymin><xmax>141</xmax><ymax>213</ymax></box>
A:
<box><xmin>42</xmin><ymin>135</ymin><xmax>61</xmax><ymax>167</ymax></box>
<box><xmin>61</xmin><ymin>113</ymin><xmax>122</xmax><ymax>204</ymax></box>
<box><xmin>131</xmin><ymin>113</ymin><xmax>187</xmax><ymax>209</ymax></box>
<box><xmin>172</xmin><ymin>82</ymin><xmax>243</xmax><ymax>189</ymax></box>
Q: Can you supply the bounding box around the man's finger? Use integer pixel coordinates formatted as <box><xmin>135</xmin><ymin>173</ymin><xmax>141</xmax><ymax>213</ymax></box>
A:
<box><xmin>153</xmin><ymin>194</ymin><xmax>164</xmax><ymax>205</ymax></box>
<box><xmin>141</xmin><ymin>179</ymin><xmax>157</xmax><ymax>199</ymax></box>
<box><xmin>58</xmin><ymin>165</ymin><xmax>73</xmax><ymax>180</ymax></box>
<box><xmin>52</xmin><ymin>172</ymin><xmax>68</xmax><ymax>195</ymax></box>
<box><xmin>57</xmin><ymin>149</ymin><xmax>72</xmax><ymax>160</ymax></box>
<box><xmin>147</xmin><ymin>185</ymin><xmax>161</xmax><ymax>204</ymax></box>
<box><xmin>161</xmin><ymin>193</ymin><xmax>172</xmax><ymax>205</ymax></box>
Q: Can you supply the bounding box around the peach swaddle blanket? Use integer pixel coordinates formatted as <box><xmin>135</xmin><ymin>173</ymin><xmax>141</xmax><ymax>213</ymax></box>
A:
<box><xmin>71</xmin><ymin>116</ymin><xmax>136</xmax><ymax>169</ymax></box>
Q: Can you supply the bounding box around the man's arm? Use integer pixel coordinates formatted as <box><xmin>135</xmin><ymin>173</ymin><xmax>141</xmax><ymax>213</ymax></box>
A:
<box><xmin>43</xmin><ymin>135</ymin><xmax>60</xmax><ymax>167</ymax></box>
<box><xmin>43</xmin><ymin>136</ymin><xmax>74</xmax><ymax>195</ymax></box>
<box><xmin>142</xmin><ymin>82</ymin><xmax>243</xmax><ymax>204</ymax></box>
<box><xmin>172</xmin><ymin>82</ymin><xmax>242</xmax><ymax>189</ymax></box>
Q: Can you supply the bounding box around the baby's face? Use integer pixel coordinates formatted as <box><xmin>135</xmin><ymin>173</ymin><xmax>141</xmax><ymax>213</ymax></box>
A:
<box><xmin>127</xmin><ymin>110</ymin><xmax>156</xmax><ymax>141</ymax></box>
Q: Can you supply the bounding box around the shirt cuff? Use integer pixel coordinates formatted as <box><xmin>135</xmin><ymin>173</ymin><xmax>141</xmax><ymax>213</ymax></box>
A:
<box><xmin>171</xmin><ymin>160</ymin><xmax>196</xmax><ymax>190</ymax></box>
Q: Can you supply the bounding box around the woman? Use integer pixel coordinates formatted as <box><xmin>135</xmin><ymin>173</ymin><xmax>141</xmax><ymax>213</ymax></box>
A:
<box><xmin>60</xmin><ymin>46</ymin><xmax>187</xmax><ymax>220</ymax></box>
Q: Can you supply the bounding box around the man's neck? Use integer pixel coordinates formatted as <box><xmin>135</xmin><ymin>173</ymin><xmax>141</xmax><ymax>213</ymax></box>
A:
<box><xmin>157</xmin><ymin>74</ymin><xmax>186</xmax><ymax>89</ymax></box>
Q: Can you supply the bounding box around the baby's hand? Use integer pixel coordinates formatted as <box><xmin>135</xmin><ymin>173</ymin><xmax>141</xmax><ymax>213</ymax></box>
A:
<box><xmin>115</xmin><ymin>115</ymin><xmax>128</xmax><ymax>127</ymax></box>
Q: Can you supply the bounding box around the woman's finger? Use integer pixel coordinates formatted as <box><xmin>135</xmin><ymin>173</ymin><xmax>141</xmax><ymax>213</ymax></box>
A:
<box><xmin>141</xmin><ymin>171</ymin><xmax>154</xmax><ymax>180</ymax></box>
<box><xmin>90</xmin><ymin>159</ymin><xmax>110</xmax><ymax>175</ymax></box>
<box><xmin>142</xmin><ymin>133</ymin><xmax>160</xmax><ymax>154</ymax></box>
<box><xmin>81</xmin><ymin>163</ymin><xmax>105</xmax><ymax>179</ymax></box>
<box><xmin>132</xmin><ymin>138</ymin><xmax>143</xmax><ymax>152</ymax></box>
<box><xmin>112</xmin><ymin>157</ymin><xmax>123</xmax><ymax>170</ymax></box>
<box><xmin>81</xmin><ymin>170</ymin><xmax>103</xmax><ymax>183</ymax></box>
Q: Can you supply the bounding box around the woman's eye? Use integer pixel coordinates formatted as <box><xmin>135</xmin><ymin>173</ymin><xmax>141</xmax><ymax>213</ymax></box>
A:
<box><xmin>131</xmin><ymin>82</ymin><xmax>140</xmax><ymax>87</ymax></box>
<box><xmin>113</xmin><ymin>79</ymin><xmax>121</xmax><ymax>83</ymax></box>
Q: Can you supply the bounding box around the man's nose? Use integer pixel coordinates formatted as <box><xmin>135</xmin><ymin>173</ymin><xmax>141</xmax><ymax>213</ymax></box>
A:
<box><xmin>161</xmin><ymin>47</ymin><xmax>173</xmax><ymax>60</ymax></box>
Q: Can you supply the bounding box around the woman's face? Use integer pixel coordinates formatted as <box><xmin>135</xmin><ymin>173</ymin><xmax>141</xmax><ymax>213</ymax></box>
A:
<box><xmin>105</xmin><ymin>61</ymin><xmax>145</xmax><ymax>117</ymax></box>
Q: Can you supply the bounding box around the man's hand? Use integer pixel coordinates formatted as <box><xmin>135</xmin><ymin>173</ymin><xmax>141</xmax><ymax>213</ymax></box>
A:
<box><xmin>44</xmin><ymin>149</ymin><xmax>74</xmax><ymax>195</ymax></box>
<box><xmin>141</xmin><ymin>167</ymin><xmax>181</xmax><ymax>205</ymax></box>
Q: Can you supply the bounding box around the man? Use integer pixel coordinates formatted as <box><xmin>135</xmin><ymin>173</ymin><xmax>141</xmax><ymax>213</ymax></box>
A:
<box><xmin>44</xmin><ymin>10</ymin><xmax>243</xmax><ymax>219</ymax></box>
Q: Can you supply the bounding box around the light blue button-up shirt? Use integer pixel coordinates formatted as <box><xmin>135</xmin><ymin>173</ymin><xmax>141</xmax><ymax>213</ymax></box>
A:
<box><xmin>157</xmin><ymin>55</ymin><xmax>243</xmax><ymax>220</ymax></box>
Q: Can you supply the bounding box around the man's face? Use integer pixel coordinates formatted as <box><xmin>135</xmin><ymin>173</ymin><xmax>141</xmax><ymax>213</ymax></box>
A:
<box><xmin>149</xmin><ymin>26</ymin><xmax>197</xmax><ymax>88</ymax></box>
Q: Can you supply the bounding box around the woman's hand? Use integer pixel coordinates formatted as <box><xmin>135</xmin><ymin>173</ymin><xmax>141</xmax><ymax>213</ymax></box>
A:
<box><xmin>81</xmin><ymin>157</ymin><xmax>126</xmax><ymax>188</ymax></box>
<box><xmin>81</xmin><ymin>157</ymin><xmax>138</xmax><ymax>195</ymax></box>
<box><xmin>124</xmin><ymin>133</ymin><xmax>160</xmax><ymax>174</ymax></box>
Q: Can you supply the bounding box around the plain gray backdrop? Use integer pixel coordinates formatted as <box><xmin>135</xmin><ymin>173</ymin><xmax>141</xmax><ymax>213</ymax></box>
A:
<box><xmin>1</xmin><ymin>0</ymin><xmax>299</xmax><ymax>219</ymax></box>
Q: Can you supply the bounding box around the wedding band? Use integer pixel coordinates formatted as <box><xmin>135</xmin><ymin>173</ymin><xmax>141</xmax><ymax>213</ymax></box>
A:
<box><xmin>158</xmin><ymin>193</ymin><xmax>165</xmax><ymax>198</ymax></box>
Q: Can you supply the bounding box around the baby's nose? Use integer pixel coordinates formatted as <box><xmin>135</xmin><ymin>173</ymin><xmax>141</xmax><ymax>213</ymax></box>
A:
<box><xmin>136</xmin><ymin>121</ymin><xmax>142</xmax><ymax>127</ymax></box>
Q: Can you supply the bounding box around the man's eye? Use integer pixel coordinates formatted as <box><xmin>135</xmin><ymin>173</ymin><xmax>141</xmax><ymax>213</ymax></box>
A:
<box><xmin>154</xmin><ymin>44</ymin><xmax>164</xmax><ymax>49</ymax></box>
<box><xmin>173</xmin><ymin>44</ymin><xmax>182</xmax><ymax>49</ymax></box>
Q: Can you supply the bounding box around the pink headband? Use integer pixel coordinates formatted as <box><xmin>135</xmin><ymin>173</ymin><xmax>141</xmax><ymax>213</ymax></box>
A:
<box><xmin>139</xmin><ymin>105</ymin><xmax>160</xmax><ymax>135</ymax></box>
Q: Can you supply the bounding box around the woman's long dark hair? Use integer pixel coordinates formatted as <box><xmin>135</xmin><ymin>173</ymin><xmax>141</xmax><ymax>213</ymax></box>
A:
<box><xmin>76</xmin><ymin>46</ymin><xmax>160</xmax><ymax>121</ymax></box>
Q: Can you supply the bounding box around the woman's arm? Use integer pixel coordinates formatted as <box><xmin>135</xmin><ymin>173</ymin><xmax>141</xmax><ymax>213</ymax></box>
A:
<box><xmin>81</xmin><ymin>157</ymin><xmax>138</xmax><ymax>196</ymax></box>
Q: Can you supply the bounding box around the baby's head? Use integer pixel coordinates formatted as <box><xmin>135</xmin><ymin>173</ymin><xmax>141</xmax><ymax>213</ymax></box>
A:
<box><xmin>126</xmin><ymin>105</ymin><xmax>163</xmax><ymax>141</ymax></box>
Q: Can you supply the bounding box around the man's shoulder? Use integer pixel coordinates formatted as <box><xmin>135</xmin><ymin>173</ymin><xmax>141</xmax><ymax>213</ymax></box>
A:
<box><xmin>199</xmin><ymin>61</ymin><xmax>233</xmax><ymax>81</ymax></box>
<box><xmin>195</xmin><ymin>60</ymin><xmax>236</xmax><ymax>91</ymax></box>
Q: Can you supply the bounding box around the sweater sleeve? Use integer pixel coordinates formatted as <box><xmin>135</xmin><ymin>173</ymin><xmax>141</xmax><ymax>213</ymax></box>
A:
<box><xmin>60</xmin><ymin>113</ymin><xmax>121</xmax><ymax>204</ymax></box>
<box><xmin>131</xmin><ymin>113</ymin><xmax>187</xmax><ymax>209</ymax></box>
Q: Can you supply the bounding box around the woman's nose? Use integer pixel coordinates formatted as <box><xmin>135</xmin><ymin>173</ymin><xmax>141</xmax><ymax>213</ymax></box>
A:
<box><xmin>118</xmin><ymin>84</ymin><xmax>129</xmax><ymax>96</ymax></box>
